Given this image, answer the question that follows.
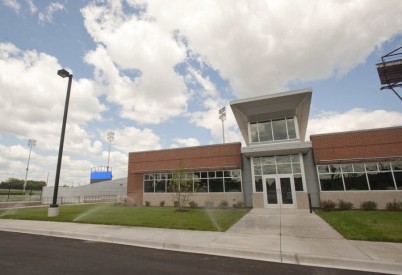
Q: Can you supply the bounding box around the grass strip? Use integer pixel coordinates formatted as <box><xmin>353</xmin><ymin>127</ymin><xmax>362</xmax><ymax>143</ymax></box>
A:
<box><xmin>0</xmin><ymin>204</ymin><xmax>249</xmax><ymax>232</ymax></box>
<box><xmin>316</xmin><ymin>210</ymin><xmax>402</xmax><ymax>242</ymax></box>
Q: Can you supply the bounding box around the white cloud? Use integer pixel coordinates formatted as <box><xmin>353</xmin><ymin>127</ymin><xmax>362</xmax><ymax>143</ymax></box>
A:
<box><xmin>3</xmin><ymin>0</ymin><xmax>402</xmax><ymax>186</ymax></box>
<box><xmin>99</xmin><ymin>150</ymin><xmax>127</xmax><ymax>180</ymax></box>
<box><xmin>190</xmin><ymin>105</ymin><xmax>243</xmax><ymax>144</ymax></box>
<box><xmin>0</xmin><ymin>140</ymin><xmax>104</xmax><ymax>185</ymax></box>
<box><xmin>63</xmin><ymin>124</ymin><xmax>103</xmax><ymax>155</ymax></box>
<box><xmin>2</xmin><ymin>0</ymin><xmax>20</xmax><ymax>12</ymax></box>
<box><xmin>82</xmin><ymin>2</ymin><xmax>189</xmax><ymax>124</ymax></box>
<box><xmin>81</xmin><ymin>0</ymin><xmax>402</xmax><ymax>141</ymax></box>
<box><xmin>132</xmin><ymin>0</ymin><xmax>402</xmax><ymax>98</ymax></box>
<box><xmin>171</xmin><ymin>138</ymin><xmax>200</xmax><ymax>148</ymax></box>
<box><xmin>0</xmin><ymin>144</ymin><xmax>29</xmax><ymax>166</ymax></box>
<box><xmin>0</xmin><ymin>142</ymin><xmax>49</xmax><ymax>182</ymax></box>
<box><xmin>94</xmin><ymin>126</ymin><xmax>162</xmax><ymax>181</ymax></box>
<box><xmin>38</xmin><ymin>2</ymin><xmax>65</xmax><ymax>24</ymax></box>
<box><xmin>0</xmin><ymin>41</ymin><xmax>163</xmax><ymax>184</ymax></box>
<box><xmin>0</xmin><ymin>42</ymin><xmax>106</xmax><ymax>164</ymax></box>
<box><xmin>111</xmin><ymin>127</ymin><xmax>161</xmax><ymax>153</ymax></box>
<box><xmin>307</xmin><ymin>108</ymin><xmax>402</xmax><ymax>138</ymax></box>
<box><xmin>187</xmin><ymin>72</ymin><xmax>242</xmax><ymax>144</ymax></box>
<box><xmin>186</xmin><ymin>67</ymin><xmax>218</xmax><ymax>98</ymax></box>
<box><xmin>25</xmin><ymin>0</ymin><xmax>36</xmax><ymax>13</ymax></box>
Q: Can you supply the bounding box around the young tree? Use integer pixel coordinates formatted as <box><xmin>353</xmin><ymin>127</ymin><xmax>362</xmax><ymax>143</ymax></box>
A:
<box><xmin>168</xmin><ymin>162</ymin><xmax>197</xmax><ymax>210</ymax></box>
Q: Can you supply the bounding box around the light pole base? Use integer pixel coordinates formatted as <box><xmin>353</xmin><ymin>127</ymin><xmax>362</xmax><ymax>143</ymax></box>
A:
<box><xmin>48</xmin><ymin>206</ymin><xmax>59</xmax><ymax>217</ymax></box>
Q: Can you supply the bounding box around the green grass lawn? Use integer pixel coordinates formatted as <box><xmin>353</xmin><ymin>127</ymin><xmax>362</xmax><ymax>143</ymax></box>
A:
<box><xmin>0</xmin><ymin>204</ymin><xmax>249</xmax><ymax>232</ymax></box>
<box><xmin>316</xmin><ymin>210</ymin><xmax>402</xmax><ymax>242</ymax></box>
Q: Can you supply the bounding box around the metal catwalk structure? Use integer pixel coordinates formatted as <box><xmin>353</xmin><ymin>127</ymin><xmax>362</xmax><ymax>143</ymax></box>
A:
<box><xmin>376</xmin><ymin>46</ymin><xmax>402</xmax><ymax>101</ymax></box>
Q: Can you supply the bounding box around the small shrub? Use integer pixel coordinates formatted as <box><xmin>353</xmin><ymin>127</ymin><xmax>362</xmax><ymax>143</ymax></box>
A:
<box><xmin>145</xmin><ymin>201</ymin><xmax>151</xmax><ymax>207</ymax></box>
<box><xmin>385</xmin><ymin>200</ymin><xmax>402</xmax><ymax>211</ymax></box>
<box><xmin>360</xmin><ymin>200</ymin><xmax>377</xmax><ymax>211</ymax></box>
<box><xmin>173</xmin><ymin>200</ymin><xmax>179</xmax><ymax>208</ymax></box>
<box><xmin>232</xmin><ymin>201</ymin><xmax>245</xmax><ymax>208</ymax></box>
<box><xmin>321</xmin><ymin>200</ymin><xmax>336</xmax><ymax>211</ymax></box>
<box><xmin>338</xmin><ymin>199</ymin><xmax>353</xmax><ymax>210</ymax></box>
<box><xmin>189</xmin><ymin>201</ymin><xmax>198</xmax><ymax>208</ymax></box>
<box><xmin>204</xmin><ymin>201</ymin><xmax>214</xmax><ymax>208</ymax></box>
<box><xmin>219</xmin><ymin>200</ymin><xmax>229</xmax><ymax>209</ymax></box>
<box><xmin>159</xmin><ymin>200</ymin><xmax>165</xmax><ymax>207</ymax></box>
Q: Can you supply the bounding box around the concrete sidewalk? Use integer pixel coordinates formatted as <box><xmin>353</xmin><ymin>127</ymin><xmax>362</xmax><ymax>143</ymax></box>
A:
<box><xmin>1</xmin><ymin>208</ymin><xmax>402</xmax><ymax>274</ymax></box>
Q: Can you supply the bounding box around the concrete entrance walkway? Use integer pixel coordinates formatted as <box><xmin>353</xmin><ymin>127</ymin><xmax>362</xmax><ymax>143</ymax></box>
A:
<box><xmin>218</xmin><ymin>209</ymin><xmax>353</xmax><ymax>258</ymax></box>
<box><xmin>1</xmin><ymin>208</ymin><xmax>402</xmax><ymax>274</ymax></box>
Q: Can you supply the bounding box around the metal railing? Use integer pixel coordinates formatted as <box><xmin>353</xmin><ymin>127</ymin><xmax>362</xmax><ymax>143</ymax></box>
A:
<box><xmin>41</xmin><ymin>196</ymin><xmax>81</xmax><ymax>205</ymax></box>
<box><xmin>0</xmin><ymin>189</ymin><xmax>42</xmax><ymax>202</ymax></box>
<box><xmin>84</xmin><ymin>195</ymin><xmax>118</xmax><ymax>203</ymax></box>
<box><xmin>41</xmin><ymin>195</ymin><xmax>125</xmax><ymax>205</ymax></box>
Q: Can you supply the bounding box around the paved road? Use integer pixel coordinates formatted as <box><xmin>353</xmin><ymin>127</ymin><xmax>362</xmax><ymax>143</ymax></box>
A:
<box><xmin>0</xmin><ymin>231</ymin><xmax>376</xmax><ymax>275</ymax></box>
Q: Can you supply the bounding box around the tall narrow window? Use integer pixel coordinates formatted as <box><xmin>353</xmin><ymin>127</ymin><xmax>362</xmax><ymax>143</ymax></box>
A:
<box><xmin>144</xmin><ymin>175</ymin><xmax>155</xmax><ymax>192</ymax></box>
<box><xmin>272</xmin><ymin>119</ymin><xmax>287</xmax><ymax>140</ymax></box>
<box><xmin>250</xmin><ymin>123</ymin><xmax>259</xmax><ymax>143</ymax></box>
<box><xmin>258</xmin><ymin>121</ymin><xmax>273</xmax><ymax>142</ymax></box>
<box><xmin>286</xmin><ymin>118</ymin><xmax>297</xmax><ymax>139</ymax></box>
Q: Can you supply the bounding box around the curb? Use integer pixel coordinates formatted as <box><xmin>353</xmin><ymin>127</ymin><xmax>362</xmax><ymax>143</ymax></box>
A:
<box><xmin>1</xmin><ymin>225</ymin><xmax>401</xmax><ymax>274</ymax></box>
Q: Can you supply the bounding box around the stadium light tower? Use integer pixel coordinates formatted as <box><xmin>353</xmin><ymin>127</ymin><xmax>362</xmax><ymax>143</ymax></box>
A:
<box><xmin>376</xmin><ymin>45</ymin><xmax>402</xmax><ymax>101</ymax></box>
<box><xmin>49</xmin><ymin>68</ymin><xmax>73</xmax><ymax>217</ymax></box>
<box><xmin>219</xmin><ymin>107</ymin><xmax>226</xmax><ymax>144</ymax></box>
<box><xmin>23</xmin><ymin>139</ymin><xmax>36</xmax><ymax>193</ymax></box>
<box><xmin>107</xmin><ymin>131</ymin><xmax>115</xmax><ymax>170</ymax></box>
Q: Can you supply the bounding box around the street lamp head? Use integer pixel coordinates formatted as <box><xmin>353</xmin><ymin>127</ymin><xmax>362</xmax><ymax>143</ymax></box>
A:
<box><xmin>57</xmin><ymin>69</ymin><xmax>71</xmax><ymax>78</ymax></box>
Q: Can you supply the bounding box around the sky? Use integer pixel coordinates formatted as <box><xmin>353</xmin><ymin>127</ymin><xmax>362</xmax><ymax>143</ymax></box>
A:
<box><xmin>0</xmin><ymin>0</ymin><xmax>402</xmax><ymax>187</ymax></box>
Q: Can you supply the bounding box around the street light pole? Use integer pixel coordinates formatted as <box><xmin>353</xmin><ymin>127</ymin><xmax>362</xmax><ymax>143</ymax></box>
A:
<box><xmin>48</xmin><ymin>69</ymin><xmax>73</xmax><ymax>217</ymax></box>
<box><xmin>23</xmin><ymin>139</ymin><xmax>36</xmax><ymax>193</ymax></box>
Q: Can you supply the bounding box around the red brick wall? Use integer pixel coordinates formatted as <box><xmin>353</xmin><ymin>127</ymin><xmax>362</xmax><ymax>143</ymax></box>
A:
<box><xmin>311</xmin><ymin>127</ymin><xmax>402</xmax><ymax>164</ymax></box>
<box><xmin>127</xmin><ymin>173</ymin><xmax>144</xmax><ymax>205</ymax></box>
<box><xmin>127</xmin><ymin>143</ymin><xmax>242</xmax><ymax>205</ymax></box>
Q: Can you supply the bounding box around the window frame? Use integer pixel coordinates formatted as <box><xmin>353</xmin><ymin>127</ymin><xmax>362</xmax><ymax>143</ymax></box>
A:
<box><xmin>248</xmin><ymin>117</ymin><xmax>299</xmax><ymax>144</ymax></box>
<box><xmin>317</xmin><ymin>161</ymin><xmax>400</xmax><ymax>192</ymax></box>
<box><xmin>143</xmin><ymin>170</ymin><xmax>242</xmax><ymax>194</ymax></box>
<box><xmin>252</xmin><ymin>153</ymin><xmax>305</xmax><ymax>193</ymax></box>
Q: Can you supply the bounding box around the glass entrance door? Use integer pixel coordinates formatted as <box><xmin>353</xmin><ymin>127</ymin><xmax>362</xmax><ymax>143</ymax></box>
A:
<box><xmin>263</xmin><ymin>175</ymin><xmax>296</xmax><ymax>208</ymax></box>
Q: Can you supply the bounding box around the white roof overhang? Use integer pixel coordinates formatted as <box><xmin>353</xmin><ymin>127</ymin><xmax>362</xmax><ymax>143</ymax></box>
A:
<box><xmin>241</xmin><ymin>141</ymin><xmax>312</xmax><ymax>157</ymax></box>
<box><xmin>230</xmin><ymin>88</ymin><xmax>312</xmax><ymax>146</ymax></box>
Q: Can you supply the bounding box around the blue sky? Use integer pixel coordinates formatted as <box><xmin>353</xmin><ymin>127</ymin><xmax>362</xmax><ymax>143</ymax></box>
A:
<box><xmin>0</xmin><ymin>0</ymin><xmax>401</xmax><ymax>186</ymax></box>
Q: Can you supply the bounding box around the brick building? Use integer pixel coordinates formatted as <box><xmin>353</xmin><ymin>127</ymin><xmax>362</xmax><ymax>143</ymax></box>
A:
<box><xmin>311</xmin><ymin>128</ymin><xmax>402</xmax><ymax>209</ymax></box>
<box><xmin>127</xmin><ymin>89</ymin><xmax>402</xmax><ymax>209</ymax></box>
<box><xmin>128</xmin><ymin>143</ymin><xmax>243</xmax><ymax>206</ymax></box>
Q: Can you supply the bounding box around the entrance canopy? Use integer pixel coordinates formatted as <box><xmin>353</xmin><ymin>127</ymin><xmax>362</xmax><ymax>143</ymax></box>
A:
<box><xmin>230</xmin><ymin>88</ymin><xmax>312</xmax><ymax>146</ymax></box>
